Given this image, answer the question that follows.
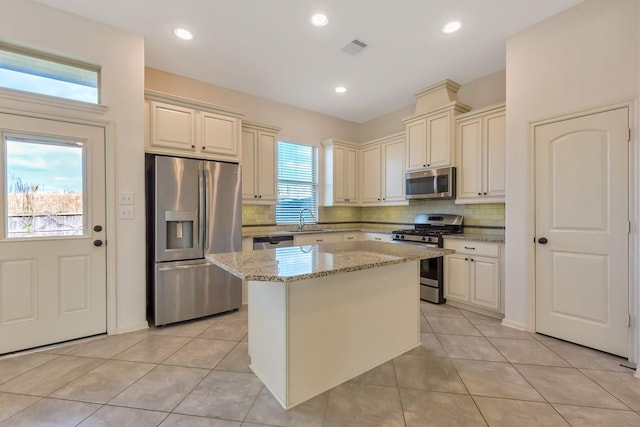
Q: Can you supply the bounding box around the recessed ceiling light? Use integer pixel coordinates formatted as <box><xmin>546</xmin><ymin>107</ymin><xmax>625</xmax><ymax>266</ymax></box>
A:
<box><xmin>173</xmin><ymin>28</ymin><xmax>194</xmax><ymax>40</ymax></box>
<box><xmin>441</xmin><ymin>21</ymin><xmax>462</xmax><ymax>34</ymax></box>
<box><xmin>335</xmin><ymin>86</ymin><xmax>347</xmax><ymax>94</ymax></box>
<box><xmin>311</xmin><ymin>13</ymin><xmax>329</xmax><ymax>27</ymax></box>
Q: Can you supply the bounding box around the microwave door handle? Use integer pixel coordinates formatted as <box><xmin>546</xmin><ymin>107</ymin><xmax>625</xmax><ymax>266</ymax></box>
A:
<box><xmin>433</xmin><ymin>174</ymin><xmax>438</xmax><ymax>195</ymax></box>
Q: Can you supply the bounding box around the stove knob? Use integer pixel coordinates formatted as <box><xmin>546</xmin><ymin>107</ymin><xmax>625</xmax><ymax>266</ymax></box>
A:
<box><xmin>400</xmin><ymin>235</ymin><xmax>405</xmax><ymax>240</ymax></box>
<box><xmin>421</xmin><ymin>236</ymin><xmax>426</xmax><ymax>241</ymax></box>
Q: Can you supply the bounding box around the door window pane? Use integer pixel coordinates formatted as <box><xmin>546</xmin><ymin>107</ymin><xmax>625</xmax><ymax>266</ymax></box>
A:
<box><xmin>4</xmin><ymin>135</ymin><xmax>85</xmax><ymax>238</ymax></box>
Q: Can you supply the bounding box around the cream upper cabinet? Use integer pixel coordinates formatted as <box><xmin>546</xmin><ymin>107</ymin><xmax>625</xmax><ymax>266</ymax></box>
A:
<box><xmin>361</xmin><ymin>145</ymin><xmax>382</xmax><ymax>203</ymax></box>
<box><xmin>322</xmin><ymin>138</ymin><xmax>358</xmax><ymax>206</ymax></box>
<box><xmin>403</xmin><ymin>103</ymin><xmax>470</xmax><ymax>172</ymax></box>
<box><xmin>145</xmin><ymin>90</ymin><xmax>244</xmax><ymax>162</ymax></box>
<box><xmin>242</xmin><ymin>121</ymin><xmax>280</xmax><ymax>205</ymax></box>
<box><xmin>455</xmin><ymin>103</ymin><xmax>506</xmax><ymax>204</ymax></box>
<box><xmin>360</xmin><ymin>133</ymin><xmax>407</xmax><ymax>206</ymax></box>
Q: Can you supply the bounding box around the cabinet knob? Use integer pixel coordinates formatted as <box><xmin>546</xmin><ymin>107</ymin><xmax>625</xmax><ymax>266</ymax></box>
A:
<box><xmin>465</xmin><ymin>257</ymin><xmax>468</xmax><ymax>261</ymax></box>
<box><xmin>254</xmin><ymin>195</ymin><xmax>258</xmax><ymax>198</ymax></box>
<box><xmin>202</xmin><ymin>146</ymin><xmax>206</xmax><ymax>150</ymax></box>
<box><xmin>191</xmin><ymin>145</ymin><xmax>195</xmax><ymax>149</ymax></box>
<box><xmin>470</xmin><ymin>258</ymin><xmax>474</xmax><ymax>262</ymax></box>
<box><xmin>423</xmin><ymin>164</ymin><xmax>426</xmax><ymax>167</ymax></box>
<box><xmin>484</xmin><ymin>192</ymin><xmax>487</xmax><ymax>195</ymax></box>
<box><xmin>377</xmin><ymin>198</ymin><xmax>381</xmax><ymax>201</ymax></box>
<box><xmin>538</xmin><ymin>237</ymin><xmax>548</xmax><ymax>244</ymax></box>
<box><xmin>383</xmin><ymin>198</ymin><xmax>386</xmax><ymax>200</ymax></box>
<box><xmin>258</xmin><ymin>195</ymin><xmax>262</xmax><ymax>198</ymax></box>
<box><xmin>478</xmin><ymin>192</ymin><xmax>482</xmax><ymax>196</ymax></box>
<box><xmin>427</xmin><ymin>164</ymin><xmax>430</xmax><ymax>167</ymax></box>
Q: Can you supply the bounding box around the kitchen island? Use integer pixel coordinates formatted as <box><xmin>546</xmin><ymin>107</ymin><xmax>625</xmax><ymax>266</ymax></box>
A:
<box><xmin>206</xmin><ymin>241</ymin><xmax>447</xmax><ymax>409</ymax></box>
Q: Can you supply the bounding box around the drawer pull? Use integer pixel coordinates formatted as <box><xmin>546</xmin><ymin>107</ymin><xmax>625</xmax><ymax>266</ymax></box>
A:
<box><xmin>316</xmin><ymin>239</ymin><xmax>323</xmax><ymax>242</ymax></box>
<box><xmin>464</xmin><ymin>246</ymin><xmax>476</xmax><ymax>250</ymax></box>
<box><xmin>374</xmin><ymin>237</ymin><xmax>382</xmax><ymax>241</ymax></box>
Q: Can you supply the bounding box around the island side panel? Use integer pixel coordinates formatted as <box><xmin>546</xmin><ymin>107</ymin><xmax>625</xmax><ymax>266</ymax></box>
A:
<box><xmin>286</xmin><ymin>261</ymin><xmax>420</xmax><ymax>408</ymax></box>
<box><xmin>247</xmin><ymin>280</ymin><xmax>288</xmax><ymax>407</ymax></box>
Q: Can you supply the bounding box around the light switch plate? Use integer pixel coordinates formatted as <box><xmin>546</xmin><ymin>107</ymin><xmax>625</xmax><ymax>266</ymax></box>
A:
<box><xmin>119</xmin><ymin>192</ymin><xmax>134</xmax><ymax>205</ymax></box>
<box><xmin>118</xmin><ymin>206</ymin><xmax>134</xmax><ymax>219</ymax></box>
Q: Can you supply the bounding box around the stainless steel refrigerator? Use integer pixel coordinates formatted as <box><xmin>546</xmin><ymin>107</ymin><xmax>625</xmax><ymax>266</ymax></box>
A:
<box><xmin>145</xmin><ymin>154</ymin><xmax>242</xmax><ymax>326</ymax></box>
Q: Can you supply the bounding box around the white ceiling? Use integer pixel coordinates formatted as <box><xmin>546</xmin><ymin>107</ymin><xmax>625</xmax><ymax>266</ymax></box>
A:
<box><xmin>35</xmin><ymin>0</ymin><xmax>582</xmax><ymax>123</ymax></box>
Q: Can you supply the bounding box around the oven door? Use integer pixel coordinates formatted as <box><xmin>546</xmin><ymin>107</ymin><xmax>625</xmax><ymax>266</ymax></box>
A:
<box><xmin>419</xmin><ymin>245</ymin><xmax>445</xmax><ymax>304</ymax></box>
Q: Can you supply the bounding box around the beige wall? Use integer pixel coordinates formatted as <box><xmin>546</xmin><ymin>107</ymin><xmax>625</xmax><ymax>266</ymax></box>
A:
<box><xmin>505</xmin><ymin>0</ymin><xmax>639</xmax><ymax>337</ymax></box>
<box><xmin>146</xmin><ymin>68</ymin><xmax>360</xmax><ymax>145</ymax></box>
<box><xmin>0</xmin><ymin>0</ymin><xmax>147</xmax><ymax>333</ymax></box>
<box><xmin>358</xmin><ymin>70</ymin><xmax>507</xmax><ymax>142</ymax></box>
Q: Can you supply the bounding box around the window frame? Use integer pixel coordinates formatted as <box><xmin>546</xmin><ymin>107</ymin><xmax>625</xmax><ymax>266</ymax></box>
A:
<box><xmin>0</xmin><ymin>42</ymin><xmax>101</xmax><ymax>104</ymax></box>
<box><xmin>275</xmin><ymin>140</ymin><xmax>318</xmax><ymax>225</ymax></box>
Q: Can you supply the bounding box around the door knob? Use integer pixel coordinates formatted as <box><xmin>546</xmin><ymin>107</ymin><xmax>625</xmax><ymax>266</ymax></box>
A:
<box><xmin>93</xmin><ymin>240</ymin><xmax>103</xmax><ymax>247</ymax></box>
<box><xmin>93</xmin><ymin>225</ymin><xmax>103</xmax><ymax>232</ymax></box>
<box><xmin>538</xmin><ymin>237</ymin><xmax>548</xmax><ymax>244</ymax></box>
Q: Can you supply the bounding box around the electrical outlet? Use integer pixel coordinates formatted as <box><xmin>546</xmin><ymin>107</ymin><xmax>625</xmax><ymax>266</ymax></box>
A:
<box><xmin>119</xmin><ymin>206</ymin><xmax>134</xmax><ymax>219</ymax></box>
<box><xmin>119</xmin><ymin>192</ymin><xmax>134</xmax><ymax>205</ymax></box>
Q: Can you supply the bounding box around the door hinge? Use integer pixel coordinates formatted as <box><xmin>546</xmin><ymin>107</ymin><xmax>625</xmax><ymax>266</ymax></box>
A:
<box><xmin>628</xmin><ymin>221</ymin><xmax>632</xmax><ymax>234</ymax></box>
<box><xmin>628</xmin><ymin>314</ymin><xmax>631</xmax><ymax>328</ymax></box>
<box><xmin>628</xmin><ymin>128</ymin><xmax>632</xmax><ymax>142</ymax></box>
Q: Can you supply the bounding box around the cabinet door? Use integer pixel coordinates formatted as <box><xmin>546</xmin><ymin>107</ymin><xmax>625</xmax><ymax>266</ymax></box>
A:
<box><xmin>485</xmin><ymin>112</ymin><xmax>506</xmax><ymax>198</ymax></box>
<box><xmin>200</xmin><ymin>111</ymin><xmax>240</xmax><ymax>159</ymax></box>
<box><xmin>294</xmin><ymin>233</ymin><xmax>342</xmax><ymax>245</ymax></box>
<box><xmin>405</xmin><ymin>119</ymin><xmax>427</xmax><ymax>171</ymax></box>
<box><xmin>241</xmin><ymin>129</ymin><xmax>257</xmax><ymax>201</ymax></box>
<box><xmin>150</xmin><ymin>101</ymin><xmax>196</xmax><ymax>151</ymax></box>
<box><xmin>470</xmin><ymin>256</ymin><xmax>500</xmax><ymax>311</ymax></box>
<box><xmin>444</xmin><ymin>255</ymin><xmax>469</xmax><ymax>302</ymax></box>
<box><xmin>256</xmin><ymin>132</ymin><xmax>277</xmax><ymax>202</ymax></box>
<box><xmin>427</xmin><ymin>111</ymin><xmax>453</xmax><ymax>168</ymax></box>
<box><xmin>333</xmin><ymin>146</ymin><xmax>347</xmax><ymax>202</ymax></box>
<box><xmin>382</xmin><ymin>139</ymin><xmax>405</xmax><ymax>202</ymax></box>
<box><xmin>457</xmin><ymin>118</ymin><xmax>484</xmax><ymax>199</ymax></box>
<box><xmin>345</xmin><ymin>148</ymin><xmax>358</xmax><ymax>203</ymax></box>
<box><xmin>361</xmin><ymin>145</ymin><xmax>382</xmax><ymax>203</ymax></box>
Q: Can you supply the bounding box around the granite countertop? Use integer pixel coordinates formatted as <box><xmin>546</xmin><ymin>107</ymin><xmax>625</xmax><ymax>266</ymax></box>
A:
<box><xmin>206</xmin><ymin>240</ymin><xmax>448</xmax><ymax>283</ymax></box>
<box><xmin>242</xmin><ymin>228</ymin><xmax>393</xmax><ymax>238</ymax></box>
<box><xmin>443</xmin><ymin>233</ymin><xmax>505</xmax><ymax>243</ymax></box>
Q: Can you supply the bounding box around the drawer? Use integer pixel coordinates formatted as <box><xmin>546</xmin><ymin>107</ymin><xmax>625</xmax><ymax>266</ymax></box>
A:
<box><xmin>444</xmin><ymin>239</ymin><xmax>500</xmax><ymax>258</ymax></box>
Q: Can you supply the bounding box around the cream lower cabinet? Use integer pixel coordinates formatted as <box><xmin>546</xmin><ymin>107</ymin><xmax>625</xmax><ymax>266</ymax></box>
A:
<box><xmin>444</xmin><ymin>239</ymin><xmax>503</xmax><ymax>316</ymax></box>
<box><xmin>242</xmin><ymin>122</ymin><xmax>280</xmax><ymax>205</ymax></box>
<box><xmin>360</xmin><ymin>133</ymin><xmax>407</xmax><ymax>206</ymax></box>
<box><xmin>145</xmin><ymin>90</ymin><xmax>244</xmax><ymax>162</ymax></box>
<box><xmin>455</xmin><ymin>103</ymin><xmax>506</xmax><ymax>204</ymax></box>
<box><xmin>294</xmin><ymin>233</ymin><xmax>344</xmax><ymax>246</ymax></box>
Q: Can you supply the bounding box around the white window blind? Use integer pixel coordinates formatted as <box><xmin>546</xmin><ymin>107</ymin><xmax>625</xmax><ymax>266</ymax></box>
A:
<box><xmin>276</xmin><ymin>141</ymin><xmax>318</xmax><ymax>224</ymax></box>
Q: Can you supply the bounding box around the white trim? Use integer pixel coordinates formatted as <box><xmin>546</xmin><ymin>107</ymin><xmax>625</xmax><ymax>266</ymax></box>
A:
<box><xmin>501</xmin><ymin>318</ymin><xmax>527</xmax><ymax>331</ymax></box>
<box><xmin>114</xmin><ymin>321</ymin><xmax>149</xmax><ymax>335</ymax></box>
<box><xmin>0</xmin><ymin>87</ymin><xmax>108</xmax><ymax>115</ymax></box>
<box><xmin>528</xmin><ymin>100</ymin><xmax>637</xmax><ymax>360</ymax></box>
<box><xmin>104</xmin><ymin>122</ymin><xmax>118</xmax><ymax>335</ymax></box>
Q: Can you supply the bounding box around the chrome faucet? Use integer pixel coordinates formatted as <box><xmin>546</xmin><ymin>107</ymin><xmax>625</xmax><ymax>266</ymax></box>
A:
<box><xmin>298</xmin><ymin>208</ymin><xmax>315</xmax><ymax>230</ymax></box>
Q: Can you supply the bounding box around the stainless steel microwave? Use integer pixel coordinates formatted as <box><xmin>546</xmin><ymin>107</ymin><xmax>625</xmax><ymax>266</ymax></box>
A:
<box><xmin>405</xmin><ymin>167</ymin><xmax>456</xmax><ymax>200</ymax></box>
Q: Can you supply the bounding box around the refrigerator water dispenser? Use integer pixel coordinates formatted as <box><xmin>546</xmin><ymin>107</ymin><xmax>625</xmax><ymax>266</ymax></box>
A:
<box><xmin>165</xmin><ymin>211</ymin><xmax>195</xmax><ymax>250</ymax></box>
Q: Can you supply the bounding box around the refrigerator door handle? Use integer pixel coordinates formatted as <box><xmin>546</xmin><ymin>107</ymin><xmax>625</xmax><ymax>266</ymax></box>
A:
<box><xmin>199</xmin><ymin>162</ymin><xmax>206</xmax><ymax>252</ymax></box>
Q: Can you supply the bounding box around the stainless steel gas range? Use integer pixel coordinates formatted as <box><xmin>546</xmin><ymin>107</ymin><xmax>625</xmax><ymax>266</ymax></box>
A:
<box><xmin>392</xmin><ymin>214</ymin><xmax>463</xmax><ymax>304</ymax></box>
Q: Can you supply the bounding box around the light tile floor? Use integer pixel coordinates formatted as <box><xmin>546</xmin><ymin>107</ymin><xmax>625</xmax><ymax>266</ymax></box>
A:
<box><xmin>1</xmin><ymin>302</ymin><xmax>639</xmax><ymax>426</ymax></box>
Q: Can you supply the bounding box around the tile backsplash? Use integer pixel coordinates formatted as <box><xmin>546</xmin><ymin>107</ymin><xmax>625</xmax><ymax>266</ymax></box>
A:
<box><xmin>243</xmin><ymin>200</ymin><xmax>504</xmax><ymax>230</ymax></box>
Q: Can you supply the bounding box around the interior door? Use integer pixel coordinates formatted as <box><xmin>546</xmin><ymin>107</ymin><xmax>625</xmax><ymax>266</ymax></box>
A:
<box><xmin>0</xmin><ymin>113</ymin><xmax>106</xmax><ymax>354</ymax></box>
<box><xmin>535</xmin><ymin>107</ymin><xmax>629</xmax><ymax>357</ymax></box>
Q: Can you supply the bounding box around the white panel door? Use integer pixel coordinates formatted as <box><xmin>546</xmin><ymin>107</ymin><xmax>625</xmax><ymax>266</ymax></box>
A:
<box><xmin>241</xmin><ymin>129</ymin><xmax>256</xmax><ymax>200</ymax></box>
<box><xmin>256</xmin><ymin>132</ymin><xmax>277</xmax><ymax>202</ymax></box>
<box><xmin>427</xmin><ymin>112</ymin><xmax>452</xmax><ymax>168</ymax></box>
<box><xmin>457</xmin><ymin>118</ymin><xmax>483</xmax><ymax>199</ymax></box>
<box><xmin>535</xmin><ymin>107</ymin><xmax>629</xmax><ymax>357</ymax></box>
<box><xmin>0</xmin><ymin>113</ymin><xmax>106</xmax><ymax>354</ymax></box>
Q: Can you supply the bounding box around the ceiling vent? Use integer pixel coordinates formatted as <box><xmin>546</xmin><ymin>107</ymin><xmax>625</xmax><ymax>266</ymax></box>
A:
<box><xmin>341</xmin><ymin>39</ymin><xmax>368</xmax><ymax>55</ymax></box>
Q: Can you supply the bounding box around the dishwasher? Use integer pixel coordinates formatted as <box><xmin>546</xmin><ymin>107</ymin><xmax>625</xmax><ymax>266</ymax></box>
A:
<box><xmin>252</xmin><ymin>235</ymin><xmax>294</xmax><ymax>250</ymax></box>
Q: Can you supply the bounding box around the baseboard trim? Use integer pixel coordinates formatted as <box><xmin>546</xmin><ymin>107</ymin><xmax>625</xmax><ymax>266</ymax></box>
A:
<box><xmin>115</xmin><ymin>321</ymin><xmax>149</xmax><ymax>335</ymax></box>
<box><xmin>501</xmin><ymin>318</ymin><xmax>527</xmax><ymax>331</ymax></box>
